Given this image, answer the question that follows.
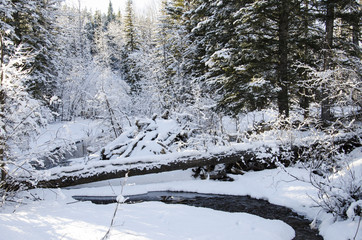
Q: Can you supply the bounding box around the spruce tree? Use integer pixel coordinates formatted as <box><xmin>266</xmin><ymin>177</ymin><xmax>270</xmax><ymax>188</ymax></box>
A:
<box><xmin>106</xmin><ymin>0</ymin><xmax>115</xmax><ymax>26</ymax></box>
<box><xmin>9</xmin><ymin>0</ymin><xmax>61</xmax><ymax>102</ymax></box>
<box><xmin>124</xmin><ymin>0</ymin><xmax>138</xmax><ymax>52</ymax></box>
<box><xmin>320</xmin><ymin>0</ymin><xmax>336</xmax><ymax>122</ymax></box>
<box><xmin>297</xmin><ymin>0</ymin><xmax>361</xmax><ymax>123</ymax></box>
<box><xmin>152</xmin><ymin>0</ymin><xmax>174</xmax><ymax>109</ymax></box>
<box><xmin>121</xmin><ymin>0</ymin><xmax>143</xmax><ymax>93</ymax></box>
<box><xmin>215</xmin><ymin>0</ymin><xmax>277</xmax><ymax>114</ymax></box>
<box><xmin>0</xmin><ymin>29</ymin><xmax>48</xmax><ymax>184</ymax></box>
<box><xmin>277</xmin><ymin>0</ymin><xmax>290</xmax><ymax>117</ymax></box>
<box><xmin>291</xmin><ymin>0</ymin><xmax>324</xmax><ymax>118</ymax></box>
<box><xmin>182</xmin><ymin>0</ymin><xmax>209</xmax><ymax>80</ymax></box>
<box><xmin>214</xmin><ymin>0</ymin><xmax>319</xmax><ymax>117</ymax></box>
<box><xmin>159</xmin><ymin>0</ymin><xmax>200</xmax><ymax>111</ymax></box>
<box><xmin>335</xmin><ymin>0</ymin><xmax>361</xmax><ymax>56</ymax></box>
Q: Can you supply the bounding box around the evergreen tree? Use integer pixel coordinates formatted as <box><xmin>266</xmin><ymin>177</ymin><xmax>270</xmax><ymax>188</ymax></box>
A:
<box><xmin>319</xmin><ymin>0</ymin><xmax>336</xmax><ymax>122</ymax></box>
<box><xmin>156</xmin><ymin>0</ymin><xmax>360</xmax><ymax>122</ymax></box>
<box><xmin>153</xmin><ymin>0</ymin><xmax>176</xmax><ymax>108</ymax></box>
<box><xmin>277</xmin><ymin>0</ymin><xmax>290</xmax><ymax>117</ymax></box>
<box><xmin>0</xmin><ymin>40</ymin><xmax>48</xmax><ymax>184</ymax></box>
<box><xmin>210</xmin><ymin>0</ymin><xmax>276</xmax><ymax>114</ymax></box>
<box><xmin>0</xmin><ymin>0</ymin><xmax>12</xmax><ymax>181</ymax></box>
<box><xmin>105</xmin><ymin>20</ymin><xmax>124</xmax><ymax>72</ymax></box>
<box><xmin>294</xmin><ymin>0</ymin><xmax>361</xmax><ymax>123</ymax></box>
<box><xmin>182</xmin><ymin>0</ymin><xmax>210</xmax><ymax>80</ymax></box>
<box><xmin>208</xmin><ymin>0</ymin><xmax>326</xmax><ymax>118</ymax></box>
<box><xmin>124</xmin><ymin>0</ymin><xmax>138</xmax><ymax>52</ymax></box>
<box><xmin>335</xmin><ymin>0</ymin><xmax>361</xmax><ymax>56</ymax></box>
<box><xmin>158</xmin><ymin>0</ymin><xmax>195</xmax><ymax>110</ymax></box>
<box><xmin>0</xmin><ymin>0</ymin><xmax>16</xmax><ymax>56</ymax></box>
<box><xmin>9</xmin><ymin>0</ymin><xmax>61</xmax><ymax>102</ymax></box>
<box><xmin>291</xmin><ymin>0</ymin><xmax>324</xmax><ymax>118</ymax></box>
<box><xmin>1</xmin><ymin>0</ymin><xmax>59</xmax><ymax>182</ymax></box>
<box><xmin>106</xmin><ymin>0</ymin><xmax>115</xmax><ymax>25</ymax></box>
<box><xmin>121</xmin><ymin>0</ymin><xmax>142</xmax><ymax>93</ymax></box>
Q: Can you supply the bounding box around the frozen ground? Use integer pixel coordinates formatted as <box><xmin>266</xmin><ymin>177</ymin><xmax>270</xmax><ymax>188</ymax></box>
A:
<box><xmin>2</xmin><ymin>118</ymin><xmax>361</xmax><ymax>240</ymax></box>
<box><xmin>1</xmin><ymin>163</ymin><xmax>361</xmax><ymax>240</ymax></box>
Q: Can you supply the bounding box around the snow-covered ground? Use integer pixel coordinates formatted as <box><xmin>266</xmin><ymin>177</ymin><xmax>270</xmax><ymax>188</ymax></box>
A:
<box><xmin>30</xmin><ymin>118</ymin><xmax>108</xmax><ymax>153</ymax></box>
<box><xmin>2</xmin><ymin>118</ymin><xmax>361</xmax><ymax>240</ymax></box>
<box><xmin>1</xmin><ymin>162</ymin><xmax>361</xmax><ymax>240</ymax></box>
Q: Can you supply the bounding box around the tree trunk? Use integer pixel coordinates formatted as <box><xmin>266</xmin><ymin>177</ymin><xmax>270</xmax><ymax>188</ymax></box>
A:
<box><xmin>104</xmin><ymin>90</ymin><xmax>122</xmax><ymax>138</ymax></box>
<box><xmin>299</xmin><ymin>0</ymin><xmax>311</xmax><ymax>119</ymax></box>
<box><xmin>321</xmin><ymin>0</ymin><xmax>335</xmax><ymax>123</ymax></box>
<box><xmin>0</xmin><ymin>31</ymin><xmax>6</xmax><ymax>182</ymax></box>
<box><xmin>352</xmin><ymin>20</ymin><xmax>359</xmax><ymax>48</ymax></box>
<box><xmin>351</xmin><ymin>1</ymin><xmax>360</xmax><ymax>50</ymax></box>
<box><xmin>277</xmin><ymin>0</ymin><xmax>290</xmax><ymax>117</ymax></box>
<box><xmin>33</xmin><ymin>147</ymin><xmax>285</xmax><ymax>188</ymax></box>
<box><xmin>28</xmin><ymin>135</ymin><xmax>360</xmax><ymax>189</ymax></box>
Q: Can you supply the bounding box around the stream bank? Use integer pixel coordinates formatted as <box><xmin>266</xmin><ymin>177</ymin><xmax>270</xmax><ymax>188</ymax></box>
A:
<box><xmin>73</xmin><ymin>191</ymin><xmax>323</xmax><ymax>240</ymax></box>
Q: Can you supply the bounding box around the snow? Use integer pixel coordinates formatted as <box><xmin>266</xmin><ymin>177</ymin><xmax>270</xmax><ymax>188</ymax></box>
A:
<box><xmin>2</xmin><ymin>119</ymin><xmax>361</xmax><ymax>240</ymax></box>
<box><xmin>347</xmin><ymin>200</ymin><xmax>362</xmax><ymax>219</ymax></box>
<box><xmin>101</xmin><ymin>118</ymin><xmax>182</xmax><ymax>159</ymax></box>
<box><xmin>116</xmin><ymin>194</ymin><xmax>128</xmax><ymax>203</ymax></box>
<box><xmin>0</xmin><ymin>196</ymin><xmax>295</xmax><ymax>240</ymax></box>
<box><xmin>1</xmin><ymin>169</ymin><xmax>297</xmax><ymax>240</ymax></box>
<box><xmin>1</xmin><ymin>163</ymin><xmax>361</xmax><ymax>240</ymax></box>
<box><xmin>205</xmin><ymin>48</ymin><xmax>233</xmax><ymax>68</ymax></box>
<box><xmin>31</xmin><ymin>118</ymin><xmax>106</xmax><ymax>152</ymax></box>
<box><xmin>319</xmin><ymin>218</ymin><xmax>362</xmax><ymax>240</ymax></box>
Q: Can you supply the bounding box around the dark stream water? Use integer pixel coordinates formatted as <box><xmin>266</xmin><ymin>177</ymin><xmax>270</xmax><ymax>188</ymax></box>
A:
<box><xmin>72</xmin><ymin>191</ymin><xmax>323</xmax><ymax>240</ymax></box>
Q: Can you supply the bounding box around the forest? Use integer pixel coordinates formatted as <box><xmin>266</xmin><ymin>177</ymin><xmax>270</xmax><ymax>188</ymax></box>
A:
<box><xmin>0</xmin><ymin>0</ymin><xmax>361</xmax><ymax>239</ymax></box>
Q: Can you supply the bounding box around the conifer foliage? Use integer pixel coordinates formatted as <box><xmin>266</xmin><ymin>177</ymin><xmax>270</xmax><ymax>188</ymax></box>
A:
<box><xmin>170</xmin><ymin>0</ymin><xmax>361</xmax><ymax>121</ymax></box>
<box><xmin>0</xmin><ymin>1</ymin><xmax>50</xmax><ymax>186</ymax></box>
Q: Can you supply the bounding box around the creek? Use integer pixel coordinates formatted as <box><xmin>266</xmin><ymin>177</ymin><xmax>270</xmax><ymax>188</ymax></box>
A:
<box><xmin>72</xmin><ymin>191</ymin><xmax>323</xmax><ymax>240</ymax></box>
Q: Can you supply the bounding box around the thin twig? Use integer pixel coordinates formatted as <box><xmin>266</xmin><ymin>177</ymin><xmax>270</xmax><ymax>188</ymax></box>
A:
<box><xmin>101</xmin><ymin>200</ymin><xmax>120</xmax><ymax>240</ymax></box>
<box><xmin>101</xmin><ymin>172</ymin><xmax>129</xmax><ymax>240</ymax></box>
<box><xmin>108</xmin><ymin>181</ymin><xmax>116</xmax><ymax>195</ymax></box>
<box><xmin>353</xmin><ymin>215</ymin><xmax>361</xmax><ymax>240</ymax></box>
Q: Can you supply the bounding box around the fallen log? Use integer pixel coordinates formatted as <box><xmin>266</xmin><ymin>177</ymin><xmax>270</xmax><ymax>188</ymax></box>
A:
<box><xmin>34</xmin><ymin>147</ymin><xmax>280</xmax><ymax>189</ymax></box>
<box><xmin>24</xmin><ymin>133</ymin><xmax>359</xmax><ymax>189</ymax></box>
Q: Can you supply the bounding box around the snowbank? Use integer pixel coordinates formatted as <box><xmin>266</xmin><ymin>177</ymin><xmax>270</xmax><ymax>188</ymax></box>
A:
<box><xmin>1</xmin><ymin>163</ymin><xmax>362</xmax><ymax>240</ymax></box>
<box><xmin>0</xmin><ymin>184</ymin><xmax>294</xmax><ymax>240</ymax></box>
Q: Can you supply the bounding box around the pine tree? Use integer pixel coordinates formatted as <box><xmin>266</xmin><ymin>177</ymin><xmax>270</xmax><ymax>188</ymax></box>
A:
<box><xmin>212</xmin><ymin>0</ymin><xmax>277</xmax><ymax>114</ymax></box>
<box><xmin>124</xmin><ymin>0</ymin><xmax>138</xmax><ymax>52</ymax></box>
<box><xmin>158</xmin><ymin>0</ymin><xmax>196</xmax><ymax>110</ymax></box>
<box><xmin>0</xmin><ymin>40</ymin><xmax>48</xmax><ymax>185</ymax></box>
<box><xmin>120</xmin><ymin>0</ymin><xmax>140</xmax><ymax>92</ymax></box>
<box><xmin>296</xmin><ymin>0</ymin><xmax>361</xmax><ymax>123</ymax></box>
<box><xmin>277</xmin><ymin>0</ymin><xmax>290</xmax><ymax>117</ymax></box>
<box><xmin>291</xmin><ymin>0</ymin><xmax>324</xmax><ymax>118</ymax></box>
<box><xmin>106</xmin><ymin>0</ymin><xmax>115</xmax><ymax>26</ymax></box>
<box><xmin>9</xmin><ymin>0</ymin><xmax>61</xmax><ymax>102</ymax></box>
<box><xmin>335</xmin><ymin>0</ymin><xmax>361</xmax><ymax>56</ymax></box>
<box><xmin>319</xmin><ymin>0</ymin><xmax>336</xmax><ymax>122</ymax></box>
